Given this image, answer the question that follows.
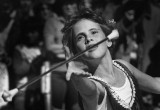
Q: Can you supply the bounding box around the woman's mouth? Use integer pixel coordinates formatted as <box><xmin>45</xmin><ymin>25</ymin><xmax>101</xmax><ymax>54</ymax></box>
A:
<box><xmin>87</xmin><ymin>45</ymin><xmax>98</xmax><ymax>52</ymax></box>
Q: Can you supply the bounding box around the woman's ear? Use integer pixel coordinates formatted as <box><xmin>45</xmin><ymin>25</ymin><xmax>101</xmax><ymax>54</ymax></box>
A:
<box><xmin>107</xmin><ymin>40</ymin><xmax>112</xmax><ymax>47</ymax></box>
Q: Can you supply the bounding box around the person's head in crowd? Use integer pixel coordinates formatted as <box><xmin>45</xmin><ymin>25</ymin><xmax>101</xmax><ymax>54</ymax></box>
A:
<box><xmin>20</xmin><ymin>16</ymin><xmax>43</xmax><ymax>47</ymax></box>
<box><xmin>122</xmin><ymin>0</ymin><xmax>148</xmax><ymax>21</ymax></box>
<box><xmin>90</xmin><ymin>0</ymin><xmax>108</xmax><ymax>13</ymax></box>
<box><xmin>62</xmin><ymin>0</ymin><xmax>78</xmax><ymax>17</ymax></box>
<box><xmin>50</xmin><ymin>0</ymin><xmax>78</xmax><ymax>18</ymax></box>
<box><xmin>124</xmin><ymin>9</ymin><xmax>135</xmax><ymax>22</ymax></box>
<box><xmin>20</xmin><ymin>0</ymin><xmax>32</xmax><ymax>11</ymax></box>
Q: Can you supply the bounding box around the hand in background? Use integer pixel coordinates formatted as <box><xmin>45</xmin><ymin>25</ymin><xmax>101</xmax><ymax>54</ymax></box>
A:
<box><xmin>16</xmin><ymin>46</ymin><xmax>41</xmax><ymax>63</ymax></box>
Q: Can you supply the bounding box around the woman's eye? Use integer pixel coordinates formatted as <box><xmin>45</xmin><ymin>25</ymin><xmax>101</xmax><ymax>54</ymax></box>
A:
<box><xmin>91</xmin><ymin>31</ymin><xmax>98</xmax><ymax>35</ymax></box>
<box><xmin>77</xmin><ymin>35</ymin><xmax>85</xmax><ymax>41</ymax></box>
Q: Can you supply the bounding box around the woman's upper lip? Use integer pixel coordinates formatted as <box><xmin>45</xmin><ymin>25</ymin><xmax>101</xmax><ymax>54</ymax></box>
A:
<box><xmin>86</xmin><ymin>44</ymin><xmax>98</xmax><ymax>51</ymax></box>
<box><xmin>86</xmin><ymin>44</ymin><xmax>95</xmax><ymax>49</ymax></box>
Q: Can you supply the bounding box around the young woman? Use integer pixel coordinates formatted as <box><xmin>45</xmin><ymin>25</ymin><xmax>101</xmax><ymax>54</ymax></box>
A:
<box><xmin>61</xmin><ymin>8</ymin><xmax>160</xmax><ymax>110</ymax></box>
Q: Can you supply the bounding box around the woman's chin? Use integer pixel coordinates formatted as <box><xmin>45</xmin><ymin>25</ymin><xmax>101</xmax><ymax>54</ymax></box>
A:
<box><xmin>82</xmin><ymin>53</ymin><xmax>104</xmax><ymax>60</ymax></box>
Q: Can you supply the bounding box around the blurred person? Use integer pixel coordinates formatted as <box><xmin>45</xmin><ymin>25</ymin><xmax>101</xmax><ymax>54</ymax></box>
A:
<box><xmin>37</xmin><ymin>0</ymin><xmax>57</xmax><ymax>20</ymax></box>
<box><xmin>61</xmin><ymin>8</ymin><xmax>160</xmax><ymax>110</ymax></box>
<box><xmin>0</xmin><ymin>10</ymin><xmax>16</xmax><ymax>66</ymax></box>
<box><xmin>102</xmin><ymin>1</ymin><xmax>120</xmax><ymax>21</ymax></box>
<box><xmin>5</xmin><ymin>1</ymin><xmax>45</xmax><ymax>109</ymax></box>
<box><xmin>90</xmin><ymin>0</ymin><xmax>108</xmax><ymax>14</ymax></box>
<box><xmin>12</xmin><ymin>16</ymin><xmax>44</xmax><ymax>110</ymax></box>
<box><xmin>142</xmin><ymin>0</ymin><xmax>160</xmax><ymax>72</ymax></box>
<box><xmin>43</xmin><ymin>0</ymin><xmax>81</xmax><ymax>110</ymax></box>
<box><xmin>0</xmin><ymin>4</ymin><xmax>16</xmax><ymax>109</ymax></box>
<box><xmin>113</xmin><ymin>0</ymin><xmax>147</xmax><ymax>68</ymax></box>
<box><xmin>141</xmin><ymin>1</ymin><xmax>160</xmax><ymax>108</ymax></box>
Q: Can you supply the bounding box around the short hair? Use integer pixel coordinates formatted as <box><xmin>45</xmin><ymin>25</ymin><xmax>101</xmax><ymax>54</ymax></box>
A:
<box><xmin>62</xmin><ymin>8</ymin><xmax>116</xmax><ymax>55</ymax></box>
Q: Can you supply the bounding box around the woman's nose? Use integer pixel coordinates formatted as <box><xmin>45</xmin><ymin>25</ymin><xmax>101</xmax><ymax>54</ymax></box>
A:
<box><xmin>85</xmin><ymin>37</ymin><xmax>93</xmax><ymax>44</ymax></box>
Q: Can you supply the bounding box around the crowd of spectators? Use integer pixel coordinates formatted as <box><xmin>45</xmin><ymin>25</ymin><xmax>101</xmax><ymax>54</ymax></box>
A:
<box><xmin>0</xmin><ymin>0</ymin><xmax>160</xmax><ymax>110</ymax></box>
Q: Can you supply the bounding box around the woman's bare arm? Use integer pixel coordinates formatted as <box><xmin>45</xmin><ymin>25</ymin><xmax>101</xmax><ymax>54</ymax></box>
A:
<box><xmin>118</xmin><ymin>59</ymin><xmax>160</xmax><ymax>94</ymax></box>
<box><xmin>71</xmin><ymin>75</ymin><xmax>98</xmax><ymax>95</ymax></box>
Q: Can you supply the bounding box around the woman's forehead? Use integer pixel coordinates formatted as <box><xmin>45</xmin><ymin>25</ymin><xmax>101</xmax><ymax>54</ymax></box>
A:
<box><xmin>73</xmin><ymin>19</ymin><xmax>101</xmax><ymax>34</ymax></box>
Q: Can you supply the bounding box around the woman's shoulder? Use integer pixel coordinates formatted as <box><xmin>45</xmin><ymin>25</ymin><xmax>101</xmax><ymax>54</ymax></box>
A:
<box><xmin>90</xmin><ymin>78</ymin><xmax>106</xmax><ymax>91</ymax></box>
<box><xmin>87</xmin><ymin>76</ymin><xmax>106</xmax><ymax>97</ymax></box>
<box><xmin>113</xmin><ymin>59</ymin><xmax>134</xmax><ymax>74</ymax></box>
<box><xmin>86</xmin><ymin>77</ymin><xmax>107</xmax><ymax>109</ymax></box>
<box><xmin>113</xmin><ymin>59</ymin><xmax>128</xmax><ymax>65</ymax></box>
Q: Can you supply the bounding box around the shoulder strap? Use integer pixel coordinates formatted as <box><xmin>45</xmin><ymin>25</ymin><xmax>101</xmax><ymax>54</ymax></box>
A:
<box><xmin>114</xmin><ymin>60</ymin><xmax>144</xmax><ymax>110</ymax></box>
<box><xmin>113</xmin><ymin>60</ymin><xmax>133</xmax><ymax>76</ymax></box>
<box><xmin>88</xmin><ymin>76</ymin><xmax>128</xmax><ymax>110</ymax></box>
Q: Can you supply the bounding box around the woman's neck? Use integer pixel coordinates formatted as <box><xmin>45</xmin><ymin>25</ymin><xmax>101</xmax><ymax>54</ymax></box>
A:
<box><xmin>86</xmin><ymin>51</ymin><xmax>115</xmax><ymax>78</ymax></box>
<box><xmin>95</xmin><ymin>55</ymin><xmax>115</xmax><ymax>78</ymax></box>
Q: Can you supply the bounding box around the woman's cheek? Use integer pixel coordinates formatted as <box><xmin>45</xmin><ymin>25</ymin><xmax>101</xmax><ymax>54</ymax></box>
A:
<box><xmin>76</xmin><ymin>43</ymin><xmax>86</xmax><ymax>52</ymax></box>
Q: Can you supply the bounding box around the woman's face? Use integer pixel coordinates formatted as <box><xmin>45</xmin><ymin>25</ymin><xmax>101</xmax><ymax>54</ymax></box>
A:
<box><xmin>72</xmin><ymin>19</ymin><xmax>108</xmax><ymax>60</ymax></box>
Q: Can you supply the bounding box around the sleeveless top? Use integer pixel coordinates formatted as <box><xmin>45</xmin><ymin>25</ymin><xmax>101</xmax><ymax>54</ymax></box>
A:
<box><xmin>110</xmin><ymin>71</ymin><xmax>132</xmax><ymax>104</ymax></box>
<box><xmin>78</xmin><ymin>60</ymin><xmax>144</xmax><ymax>110</ymax></box>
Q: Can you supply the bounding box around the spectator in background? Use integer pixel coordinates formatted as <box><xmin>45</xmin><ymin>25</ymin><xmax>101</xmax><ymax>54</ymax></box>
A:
<box><xmin>142</xmin><ymin>0</ymin><xmax>160</xmax><ymax>72</ymax></box>
<box><xmin>141</xmin><ymin>1</ymin><xmax>160</xmax><ymax>108</ymax></box>
<box><xmin>102</xmin><ymin>0</ymin><xmax>120</xmax><ymax>21</ymax></box>
<box><xmin>0</xmin><ymin>9</ymin><xmax>16</xmax><ymax>66</ymax></box>
<box><xmin>90</xmin><ymin>0</ymin><xmax>108</xmax><ymax>14</ymax></box>
<box><xmin>0</xmin><ymin>1</ymin><xmax>16</xmax><ymax>109</ymax></box>
<box><xmin>113</xmin><ymin>0</ymin><xmax>147</xmax><ymax>68</ymax></box>
<box><xmin>43</xmin><ymin>0</ymin><xmax>81</xmax><ymax>110</ymax></box>
<box><xmin>5</xmin><ymin>0</ymin><xmax>45</xmax><ymax>109</ymax></box>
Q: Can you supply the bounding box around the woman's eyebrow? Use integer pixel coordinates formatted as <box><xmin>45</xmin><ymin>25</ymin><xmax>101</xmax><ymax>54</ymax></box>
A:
<box><xmin>76</xmin><ymin>32</ymin><xmax>86</xmax><ymax>38</ymax></box>
<box><xmin>75</xmin><ymin>28</ymin><xmax>100</xmax><ymax>38</ymax></box>
<box><xmin>89</xmin><ymin>28</ymin><xmax>100</xmax><ymax>31</ymax></box>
